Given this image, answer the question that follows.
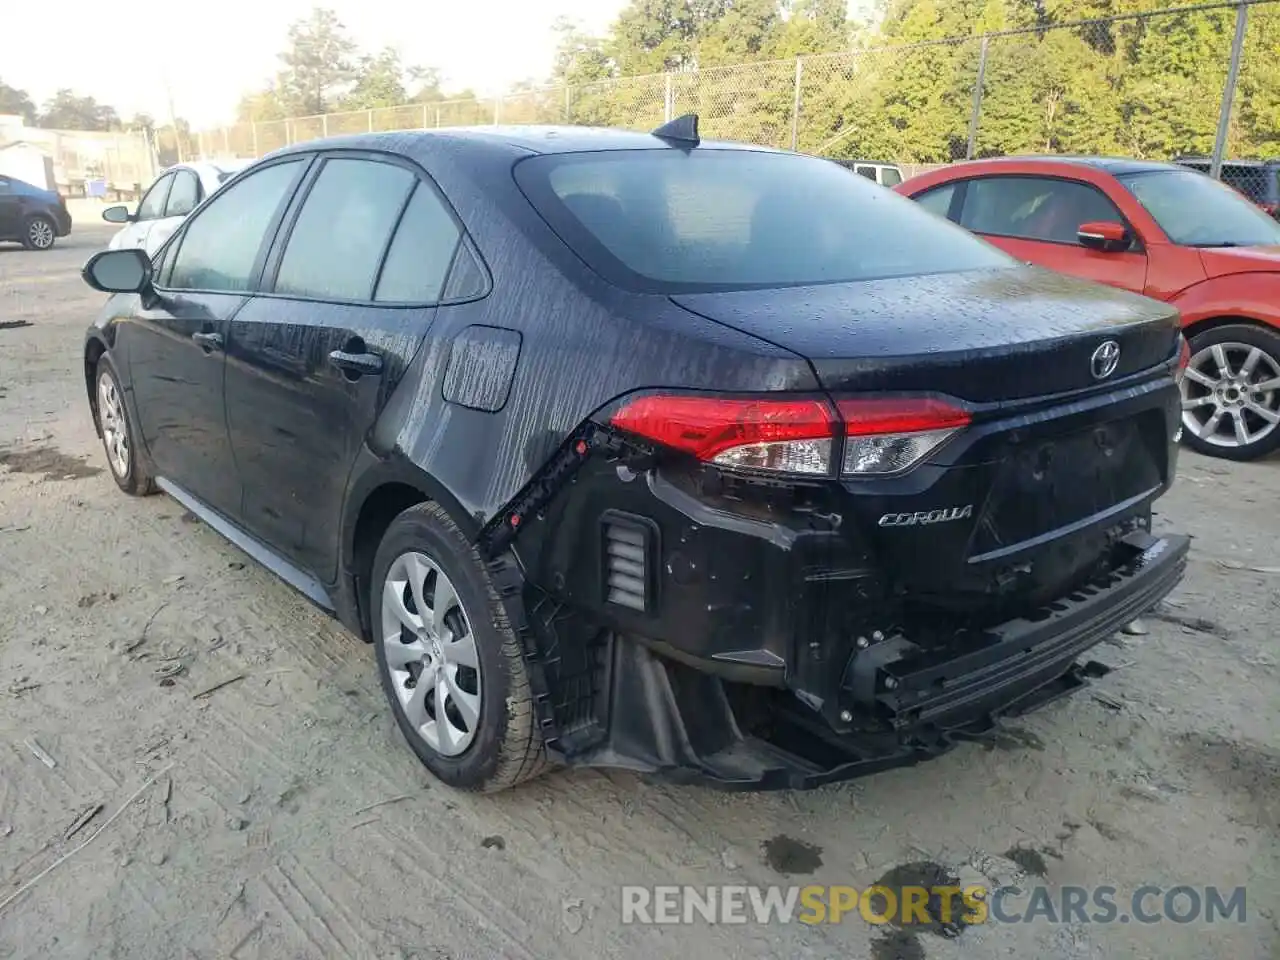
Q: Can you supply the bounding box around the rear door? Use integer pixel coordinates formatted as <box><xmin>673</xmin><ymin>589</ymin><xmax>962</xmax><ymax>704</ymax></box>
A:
<box><xmin>223</xmin><ymin>151</ymin><xmax>467</xmax><ymax>581</ymax></box>
<box><xmin>947</xmin><ymin>174</ymin><xmax>1149</xmax><ymax>294</ymax></box>
<box><xmin>145</xmin><ymin>168</ymin><xmax>200</xmax><ymax>256</ymax></box>
<box><xmin>125</xmin><ymin>157</ymin><xmax>310</xmax><ymax>517</ymax></box>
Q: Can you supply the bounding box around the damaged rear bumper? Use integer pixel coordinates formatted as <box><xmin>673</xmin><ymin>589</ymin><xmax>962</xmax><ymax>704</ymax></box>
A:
<box><xmin>548</xmin><ymin>530</ymin><xmax>1188</xmax><ymax>790</ymax></box>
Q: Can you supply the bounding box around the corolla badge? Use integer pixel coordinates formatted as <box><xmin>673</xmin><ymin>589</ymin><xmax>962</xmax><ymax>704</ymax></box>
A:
<box><xmin>878</xmin><ymin>505</ymin><xmax>974</xmax><ymax>527</ymax></box>
<box><xmin>1091</xmin><ymin>340</ymin><xmax>1121</xmax><ymax>380</ymax></box>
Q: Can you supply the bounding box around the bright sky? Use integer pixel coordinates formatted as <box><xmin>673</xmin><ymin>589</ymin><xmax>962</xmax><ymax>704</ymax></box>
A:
<box><xmin>4</xmin><ymin>0</ymin><xmax>627</xmax><ymax>128</ymax></box>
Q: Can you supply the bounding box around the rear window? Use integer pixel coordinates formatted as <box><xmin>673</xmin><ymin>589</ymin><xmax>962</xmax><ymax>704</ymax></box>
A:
<box><xmin>514</xmin><ymin>149</ymin><xmax>1011</xmax><ymax>293</ymax></box>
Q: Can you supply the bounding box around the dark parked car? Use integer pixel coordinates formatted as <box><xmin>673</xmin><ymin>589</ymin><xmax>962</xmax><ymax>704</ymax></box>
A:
<box><xmin>80</xmin><ymin>118</ymin><xmax>1190</xmax><ymax>792</ymax></box>
<box><xmin>0</xmin><ymin>174</ymin><xmax>71</xmax><ymax>250</ymax></box>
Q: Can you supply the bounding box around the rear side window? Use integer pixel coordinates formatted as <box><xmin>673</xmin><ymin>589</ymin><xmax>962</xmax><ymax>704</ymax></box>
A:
<box><xmin>855</xmin><ymin>165</ymin><xmax>877</xmax><ymax>181</ymax></box>
<box><xmin>275</xmin><ymin>158</ymin><xmax>414</xmax><ymax>301</ymax></box>
<box><xmin>167</xmin><ymin>160</ymin><xmax>303</xmax><ymax>293</ymax></box>
<box><xmin>515</xmin><ymin>149</ymin><xmax>1010</xmax><ymax>293</ymax></box>
<box><xmin>165</xmin><ymin>170</ymin><xmax>199</xmax><ymax>217</ymax></box>
<box><xmin>959</xmin><ymin>176</ymin><xmax>1123</xmax><ymax>244</ymax></box>
<box><xmin>374</xmin><ymin>183</ymin><xmax>461</xmax><ymax>303</ymax></box>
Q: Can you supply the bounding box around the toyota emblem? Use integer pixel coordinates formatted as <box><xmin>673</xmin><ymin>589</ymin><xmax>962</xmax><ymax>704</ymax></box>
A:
<box><xmin>1091</xmin><ymin>340</ymin><xmax>1121</xmax><ymax>380</ymax></box>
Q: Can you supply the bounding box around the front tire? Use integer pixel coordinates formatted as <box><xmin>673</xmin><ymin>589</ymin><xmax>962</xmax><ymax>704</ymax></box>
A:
<box><xmin>371</xmin><ymin>502</ymin><xmax>547</xmax><ymax>792</ymax></box>
<box><xmin>1180</xmin><ymin>323</ymin><xmax>1280</xmax><ymax>461</ymax></box>
<box><xmin>22</xmin><ymin>215</ymin><xmax>56</xmax><ymax>251</ymax></box>
<box><xmin>95</xmin><ymin>356</ymin><xmax>155</xmax><ymax>495</ymax></box>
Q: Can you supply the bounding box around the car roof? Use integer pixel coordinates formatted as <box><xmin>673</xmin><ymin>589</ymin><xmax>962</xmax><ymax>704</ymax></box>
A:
<box><xmin>263</xmin><ymin>125</ymin><xmax>786</xmax><ymax>161</ymax></box>
<box><xmin>954</xmin><ymin>155</ymin><xmax>1184</xmax><ymax>176</ymax></box>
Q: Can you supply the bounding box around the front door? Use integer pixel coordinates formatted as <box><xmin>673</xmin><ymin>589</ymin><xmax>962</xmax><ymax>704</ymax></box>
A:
<box><xmin>955</xmin><ymin>174</ymin><xmax>1149</xmax><ymax>294</ymax></box>
<box><xmin>145</xmin><ymin>168</ymin><xmax>201</xmax><ymax>256</ymax></box>
<box><xmin>115</xmin><ymin>172</ymin><xmax>172</xmax><ymax>252</ymax></box>
<box><xmin>224</xmin><ymin>153</ymin><xmax>464</xmax><ymax>581</ymax></box>
<box><xmin>122</xmin><ymin>157</ymin><xmax>310</xmax><ymax>517</ymax></box>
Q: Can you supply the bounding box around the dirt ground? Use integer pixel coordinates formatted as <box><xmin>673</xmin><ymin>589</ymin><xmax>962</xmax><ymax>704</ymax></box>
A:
<box><xmin>0</xmin><ymin>226</ymin><xmax>1276</xmax><ymax>960</ymax></box>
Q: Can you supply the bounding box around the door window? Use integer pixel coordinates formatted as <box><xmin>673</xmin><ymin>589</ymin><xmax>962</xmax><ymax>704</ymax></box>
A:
<box><xmin>374</xmin><ymin>183</ymin><xmax>461</xmax><ymax>303</ymax></box>
<box><xmin>137</xmin><ymin>174</ymin><xmax>173</xmax><ymax>221</ymax></box>
<box><xmin>959</xmin><ymin>176</ymin><xmax>1124</xmax><ymax>245</ymax></box>
<box><xmin>165</xmin><ymin>170</ymin><xmax>200</xmax><ymax>217</ymax></box>
<box><xmin>881</xmin><ymin>167</ymin><xmax>903</xmax><ymax>188</ymax></box>
<box><xmin>914</xmin><ymin>183</ymin><xmax>958</xmax><ymax>219</ymax></box>
<box><xmin>166</xmin><ymin>159</ymin><xmax>304</xmax><ymax>293</ymax></box>
<box><xmin>274</xmin><ymin>158</ymin><xmax>415</xmax><ymax>301</ymax></box>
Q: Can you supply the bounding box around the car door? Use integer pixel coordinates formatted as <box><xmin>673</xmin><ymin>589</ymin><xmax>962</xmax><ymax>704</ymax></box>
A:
<box><xmin>145</xmin><ymin>168</ymin><xmax>200</xmax><ymax>256</ymax></box>
<box><xmin>116</xmin><ymin>173</ymin><xmax>173</xmax><ymax>252</ymax></box>
<box><xmin>223</xmin><ymin>152</ymin><xmax>468</xmax><ymax>581</ymax></box>
<box><xmin>124</xmin><ymin>157</ymin><xmax>310</xmax><ymax>518</ymax></box>
<box><xmin>946</xmin><ymin>175</ymin><xmax>1148</xmax><ymax>293</ymax></box>
<box><xmin>0</xmin><ymin>177</ymin><xmax>19</xmax><ymax>237</ymax></box>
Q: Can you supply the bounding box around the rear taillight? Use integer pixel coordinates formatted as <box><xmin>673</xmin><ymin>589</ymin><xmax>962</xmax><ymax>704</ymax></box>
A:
<box><xmin>1175</xmin><ymin>335</ymin><xmax>1191</xmax><ymax>386</ymax></box>
<box><xmin>608</xmin><ymin>395</ymin><xmax>834</xmax><ymax>475</ymax></box>
<box><xmin>837</xmin><ymin>397</ymin><xmax>971</xmax><ymax>475</ymax></box>
<box><xmin>607</xmin><ymin>394</ymin><xmax>970</xmax><ymax>477</ymax></box>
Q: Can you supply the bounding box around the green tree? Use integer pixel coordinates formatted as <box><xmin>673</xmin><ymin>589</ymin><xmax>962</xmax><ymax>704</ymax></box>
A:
<box><xmin>0</xmin><ymin>80</ymin><xmax>37</xmax><ymax>124</ymax></box>
<box><xmin>37</xmin><ymin>90</ymin><xmax>121</xmax><ymax>131</ymax></box>
<box><xmin>277</xmin><ymin>6</ymin><xmax>357</xmax><ymax>115</ymax></box>
<box><xmin>343</xmin><ymin>47</ymin><xmax>409</xmax><ymax>110</ymax></box>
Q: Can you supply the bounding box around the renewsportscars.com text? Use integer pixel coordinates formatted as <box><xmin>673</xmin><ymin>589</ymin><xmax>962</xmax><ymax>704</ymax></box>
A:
<box><xmin>620</xmin><ymin>884</ymin><xmax>1248</xmax><ymax>926</ymax></box>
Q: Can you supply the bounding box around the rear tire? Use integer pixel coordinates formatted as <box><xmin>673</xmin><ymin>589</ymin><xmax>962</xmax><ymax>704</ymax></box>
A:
<box><xmin>21</xmin><ymin>215</ymin><xmax>56</xmax><ymax>251</ymax></box>
<box><xmin>95</xmin><ymin>355</ymin><xmax>156</xmax><ymax>496</ymax></box>
<box><xmin>371</xmin><ymin>502</ymin><xmax>547</xmax><ymax>792</ymax></box>
<box><xmin>1180</xmin><ymin>323</ymin><xmax>1280</xmax><ymax>461</ymax></box>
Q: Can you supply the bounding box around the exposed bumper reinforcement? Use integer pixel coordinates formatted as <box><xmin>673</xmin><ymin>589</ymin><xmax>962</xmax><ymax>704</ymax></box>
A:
<box><xmin>565</xmin><ymin>532</ymin><xmax>1189</xmax><ymax>791</ymax></box>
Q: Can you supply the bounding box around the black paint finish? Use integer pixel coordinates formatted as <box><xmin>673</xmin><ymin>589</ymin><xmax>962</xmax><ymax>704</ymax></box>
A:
<box><xmin>83</xmin><ymin>126</ymin><xmax>1189</xmax><ymax>789</ymax></box>
<box><xmin>442</xmin><ymin>325</ymin><xmax>522</xmax><ymax>412</ymax></box>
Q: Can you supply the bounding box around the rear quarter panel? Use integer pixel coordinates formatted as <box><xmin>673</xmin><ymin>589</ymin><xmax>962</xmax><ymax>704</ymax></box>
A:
<box><xmin>368</xmin><ymin>136</ymin><xmax>818</xmax><ymax>529</ymax></box>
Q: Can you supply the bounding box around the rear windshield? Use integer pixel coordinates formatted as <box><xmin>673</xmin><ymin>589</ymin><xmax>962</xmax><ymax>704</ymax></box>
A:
<box><xmin>514</xmin><ymin>149</ymin><xmax>1011</xmax><ymax>293</ymax></box>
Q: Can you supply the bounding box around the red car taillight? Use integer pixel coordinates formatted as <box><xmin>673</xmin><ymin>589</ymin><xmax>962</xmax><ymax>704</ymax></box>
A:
<box><xmin>609</xmin><ymin>395</ymin><xmax>835</xmax><ymax>475</ymax></box>
<box><xmin>608</xmin><ymin>394</ymin><xmax>971</xmax><ymax>477</ymax></box>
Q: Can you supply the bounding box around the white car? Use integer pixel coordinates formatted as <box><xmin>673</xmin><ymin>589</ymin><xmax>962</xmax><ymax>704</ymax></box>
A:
<box><xmin>103</xmin><ymin>160</ymin><xmax>253</xmax><ymax>255</ymax></box>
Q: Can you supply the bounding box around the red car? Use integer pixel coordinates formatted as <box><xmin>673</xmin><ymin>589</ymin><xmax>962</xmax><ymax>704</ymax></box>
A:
<box><xmin>896</xmin><ymin>156</ymin><xmax>1280</xmax><ymax>461</ymax></box>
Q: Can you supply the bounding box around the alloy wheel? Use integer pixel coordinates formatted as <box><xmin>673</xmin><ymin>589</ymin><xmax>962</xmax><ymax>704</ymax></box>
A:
<box><xmin>380</xmin><ymin>552</ymin><xmax>481</xmax><ymax>757</ymax></box>
<box><xmin>97</xmin><ymin>371</ymin><xmax>131</xmax><ymax>479</ymax></box>
<box><xmin>28</xmin><ymin>219</ymin><xmax>54</xmax><ymax>249</ymax></box>
<box><xmin>1180</xmin><ymin>341</ymin><xmax>1280</xmax><ymax>449</ymax></box>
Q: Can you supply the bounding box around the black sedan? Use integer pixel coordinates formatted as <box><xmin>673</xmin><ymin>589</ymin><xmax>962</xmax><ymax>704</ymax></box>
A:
<box><xmin>81</xmin><ymin>117</ymin><xmax>1189</xmax><ymax>791</ymax></box>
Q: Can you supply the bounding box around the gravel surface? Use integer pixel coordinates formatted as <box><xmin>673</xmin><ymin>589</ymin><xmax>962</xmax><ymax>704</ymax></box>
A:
<box><xmin>0</xmin><ymin>227</ymin><xmax>1276</xmax><ymax>960</ymax></box>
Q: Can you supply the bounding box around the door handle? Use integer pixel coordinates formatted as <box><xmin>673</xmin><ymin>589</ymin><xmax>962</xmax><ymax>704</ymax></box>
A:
<box><xmin>192</xmin><ymin>331</ymin><xmax>223</xmax><ymax>351</ymax></box>
<box><xmin>329</xmin><ymin>349</ymin><xmax>383</xmax><ymax>377</ymax></box>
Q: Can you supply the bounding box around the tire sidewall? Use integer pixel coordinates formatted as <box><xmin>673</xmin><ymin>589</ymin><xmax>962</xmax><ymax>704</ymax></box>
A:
<box><xmin>1182</xmin><ymin>324</ymin><xmax>1280</xmax><ymax>462</ymax></box>
<box><xmin>95</xmin><ymin>355</ymin><xmax>141</xmax><ymax>493</ymax></box>
<box><xmin>24</xmin><ymin>216</ymin><xmax>55</xmax><ymax>251</ymax></box>
<box><xmin>371</xmin><ymin>507</ymin><xmax>516</xmax><ymax>789</ymax></box>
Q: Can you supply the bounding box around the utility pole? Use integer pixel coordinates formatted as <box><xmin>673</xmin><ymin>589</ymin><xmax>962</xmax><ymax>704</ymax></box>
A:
<box><xmin>161</xmin><ymin>64</ymin><xmax>183</xmax><ymax>164</ymax></box>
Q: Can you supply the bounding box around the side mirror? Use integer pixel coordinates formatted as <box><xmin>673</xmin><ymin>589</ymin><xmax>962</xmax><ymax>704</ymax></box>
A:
<box><xmin>102</xmin><ymin>205</ymin><xmax>133</xmax><ymax>224</ymax></box>
<box><xmin>82</xmin><ymin>248</ymin><xmax>153</xmax><ymax>294</ymax></box>
<box><xmin>1078</xmin><ymin>220</ymin><xmax>1130</xmax><ymax>252</ymax></box>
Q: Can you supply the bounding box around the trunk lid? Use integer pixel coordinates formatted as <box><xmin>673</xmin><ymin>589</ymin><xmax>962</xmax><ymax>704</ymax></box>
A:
<box><xmin>671</xmin><ymin>266</ymin><xmax>1179</xmax><ymax>402</ymax></box>
<box><xmin>674</xmin><ymin>265</ymin><xmax>1181</xmax><ymax>623</ymax></box>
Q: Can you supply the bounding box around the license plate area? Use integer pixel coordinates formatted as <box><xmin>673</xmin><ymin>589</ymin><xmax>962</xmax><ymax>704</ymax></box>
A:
<box><xmin>971</xmin><ymin>416</ymin><xmax>1163</xmax><ymax>558</ymax></box>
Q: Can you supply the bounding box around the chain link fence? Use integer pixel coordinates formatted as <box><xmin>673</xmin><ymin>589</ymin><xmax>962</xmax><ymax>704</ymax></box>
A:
<box><xmin>187</xmin><ymin>1</ymin><xmax>1278</xmax><ymax>199</ymax></box>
